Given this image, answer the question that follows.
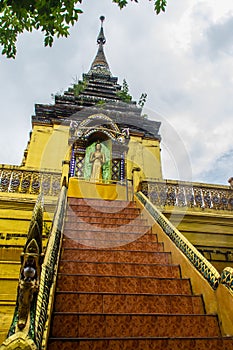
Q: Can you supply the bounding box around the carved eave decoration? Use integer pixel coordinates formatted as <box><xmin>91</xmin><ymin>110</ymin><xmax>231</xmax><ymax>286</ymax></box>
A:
<box><xmin>69</xmin><ymin>114</ymin><xmax>130</xmax><ymax>151</ymax></box>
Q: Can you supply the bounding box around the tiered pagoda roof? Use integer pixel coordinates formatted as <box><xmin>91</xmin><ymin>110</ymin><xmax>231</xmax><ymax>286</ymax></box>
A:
<box><xmin>33</xmin><ymin>17</ymin><xmax>126</xmax><ymax>121</ymax></box>
<box><xmin>32</xmin><ymin>17</ymin><xmax>161</xmax><ymax>140</ymax></box>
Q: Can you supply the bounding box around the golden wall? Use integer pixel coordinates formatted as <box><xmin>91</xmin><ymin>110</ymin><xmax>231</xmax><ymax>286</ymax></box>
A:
<box><xmin>126</xmin><ymin>136</ymin><xmax>162</xmax><ymax>184</ymax></box>
<box><xmin>24</xmin><ymin>124</ymin><xmax>70</xmax><ymax>172</ymax></box>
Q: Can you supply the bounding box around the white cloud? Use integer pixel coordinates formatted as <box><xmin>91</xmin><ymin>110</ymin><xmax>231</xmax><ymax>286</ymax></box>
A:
<box><xmin>0</xmin><ymin>0</ymin><xmax>233</xmax><ymax>185</ymax></box>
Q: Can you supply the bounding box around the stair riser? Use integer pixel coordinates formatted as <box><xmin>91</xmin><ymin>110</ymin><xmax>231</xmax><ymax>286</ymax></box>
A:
<box><xmin>62</xmin><ymin>240</ymin><xmax>164</xmax><ymax>252</ymax></box>
<box><xmin>68</xmin><ymin>198</ymin><xmax>135</xmax><ymax>208</ymax></box>
<box><xmin>51</xmin><ymin>314</ymin><xmax>220</xmax><ymax>338</ymax></box>
<box><xmin>57</xmin><ymin>275</ymin><xmax>192</xmax><ymax>294</ymax></box>
<box><xmin>61</xmin><ymin>250</ymin><xmax>171</xmax><ymax>264</ymax></box>
<box><xmin>54</xmin><ymin>293</ymin><xmax>204</xmax><ymax>314</ymax></box>
<box><xmin>65</xmin><ymin>217</ymin><xmax>148</xmax><ymax>226</ymax></box>
<box><xmin>68</xmin><ymin>206</ymin><xmax>141</xmax><ymax>216</ymax></box>
<box><xmin>63</xmin><ymin>232</ymin><xmax>155</xmax><ymax>243</ymax></box>
<box><xmin>67</xmin><ymin>211</ymin><xmax>141</xmax><ymax>219</ymax></box>
<box><xmin>64</xmin><ymin>222</ymin><xmax>151</xmax><ymax>233</ymax></box>
<box><xmin>47</xmin><ymin>338</ymin><xmax>231</xmax><ymax>350</ymax></box>
<box><xmin>59</xmin><ymin>261</ymin><xmax>181</xmax><ymax>278</ymax></box>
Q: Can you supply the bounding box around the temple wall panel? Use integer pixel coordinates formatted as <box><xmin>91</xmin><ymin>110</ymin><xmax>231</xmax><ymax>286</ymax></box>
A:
<box><xmin>126</xmin><ymin>136</ymin><xmax>162</xmax><ymax>181</ymax></box>
<box><xmin>142</xmin><ymin>139</ymin><xmax>162</xmax><ymax>179</ymax></box>
<box><xmin>126</xmin><ymin>136</ymin><xmax>144</xmax><ymax>180</ymax></box>
<box><xmin>25</xmin><ymin>124</ymin><xmax>70</xmax><ymax>172</ymax></box>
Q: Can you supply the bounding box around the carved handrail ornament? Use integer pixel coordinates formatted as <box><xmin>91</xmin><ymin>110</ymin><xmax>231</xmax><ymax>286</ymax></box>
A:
<box><xmin>220</xmin><ymin>267</ymin><xmax>233</xmax><ymax>290</ymax></box>
<box><xmin>35</xmin><ymin>185</ymin><xmax>67</xmax><ymax>349</ymax></box>
<box><xmin>0</xmin><ymin>194</ymin><xmax>44</xmax><ymax>350</ymax></box>
<box><xmin>0</xmin><ymin>186</ymin><xmax>67</xmax><ymax>349</ymax></box>
<box><xmin>136</xmin><ymin>192</ymin><xmax>221</xmax><ymax>290</ymax></box>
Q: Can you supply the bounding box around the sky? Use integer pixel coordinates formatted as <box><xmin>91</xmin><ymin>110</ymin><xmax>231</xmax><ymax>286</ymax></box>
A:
<box><xmin>0</xmin><ymin>0</ymin><xmax>233</xmax><ymax>185</ymax></box>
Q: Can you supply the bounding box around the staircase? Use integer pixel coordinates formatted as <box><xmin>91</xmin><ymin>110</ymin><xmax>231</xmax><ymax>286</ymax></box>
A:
<box><xmin>48</xmin><ymin>198</ymin><xmax>233</xmax><ymax>349</ymax></box>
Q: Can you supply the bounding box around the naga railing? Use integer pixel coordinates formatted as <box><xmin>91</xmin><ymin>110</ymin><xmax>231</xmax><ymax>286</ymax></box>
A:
<box><xmin>0</xmin><ymin>185</ymin><xmax>67</xmax><ymax>350</ymax></box>
<box><xmin>136</xmin><ymin>191</ymin><xmax>221</xmax><ymax>289</ymax></box>
<box><xmin>35</xmin><ymin>185</ymin><xmax>67</xmax><ymax>349</ymax></box>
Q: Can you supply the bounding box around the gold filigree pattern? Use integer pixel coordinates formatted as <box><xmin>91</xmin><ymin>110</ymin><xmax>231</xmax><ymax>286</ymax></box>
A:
<box><xmin>35</xmin><ymin>186</ymin><xmax>67</xmax><ymax>348</ymax></box>
<box><xmin>220</xmin><ymin>267</ymin><xmax>233</xmax><ymax>290</ymax></box>
<box><xmin>0</xmin><ymin>167</ymin><xmax>61</xmax><ymax>196</ymax></box>
<box><xmin>141</xmin><ymin>180</ymin><xmax>233</xmax><ymax>211</ymax></box>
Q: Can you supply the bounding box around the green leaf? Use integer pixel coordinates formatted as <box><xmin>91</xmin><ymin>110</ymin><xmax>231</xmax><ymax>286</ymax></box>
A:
<box><xmin>154</xmin><ymin>0</ymin><xmax>167</xmax><ymax>14</ymax></box>
<box><xmin>112</xmin><ymin>0</ymin><xmax>128</xmax><ymax>10</ymax></box>
<box><xmin>0</xmin><ymin>0</ymin><xmax>167</xmax><ymax>59</ymax></box>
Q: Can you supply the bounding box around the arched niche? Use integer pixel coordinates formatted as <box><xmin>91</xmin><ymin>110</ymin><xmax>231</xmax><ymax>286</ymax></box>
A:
<box><xmin>69</xmin><ymin>114</ymin><xmax>129</xmax><ymax>182</ymax></box>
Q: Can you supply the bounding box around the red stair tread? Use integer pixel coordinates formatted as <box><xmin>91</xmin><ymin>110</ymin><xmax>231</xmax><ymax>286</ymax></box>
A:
<box><xmin>68</xmin><ymin>198</ymin><xmax>136</xmax><ymax>208</ymax></box>
<box><xmin>67</xmin><ymin>205</ymin><xmax>141</xmax><ymax>215</ymax></box>
<box><xmin>61</xmin><ymin>248</ymin><xmax>171</xmax><ymax>264</ymax></box>
<box><xmin>62</xmin><ymin>240</ymin><xmax>164</xmax><ymax>252</ymax></box>
<box><xmin>51</xmin><ymin>313</ymin><xmax>220</xmax><ymax>338</ymax></box>
<box><xmin>64</xmin><ymin>221</ymin><xmax>151</xmax><ymax>233</ymax></box>
<box><xmin>59</xmin><ymin>261</ymin><xmax>181</xmax><ymax>278</ymax></box>
<box><xmin>63</xmin><ymin>231</ymin><xmax>154</xmax><ymax>243</ymax></box>
<box><xmin>63</xmin><ymin>232</ymin><xmax>159</xmax><ymax>243</ymax></box>
<box><xmin>47</xmin><ymin>337</ymin><xmax>233</xmax><ymax>350</ymax></box>
<box><xmin>54</xmin><ymin>292</ymin><xmax>204</xmax><ymax>314</ymax></box>
<box><xmin>65</xmin><ymin>216</ymin><xmax>148</xmax><ymax>225</ymax></box>
<box><xmin>57</xmin><ymin>274</ymin><xmax>192</xmax><ymax>294</ymax></box>
<box><xmin>67</xmin><ymin>209</ymin><xmax>141</xmax><ymax>219</ymax></box>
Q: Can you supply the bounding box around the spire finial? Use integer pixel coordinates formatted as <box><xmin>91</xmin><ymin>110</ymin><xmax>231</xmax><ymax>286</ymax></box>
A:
<box><xmin>97</xmin><ymin>15</ymin><xmax>106</xmax><ymax>45</ymax></box>
<box><xmin>88</xmin><ymin>16</ymin><xmax>111</xmax><ymax>76</ymax></box>
<box><xmin>100</xmin><ymin>15</ymin><xmax>105</xmax><ymax>24</ymax></box>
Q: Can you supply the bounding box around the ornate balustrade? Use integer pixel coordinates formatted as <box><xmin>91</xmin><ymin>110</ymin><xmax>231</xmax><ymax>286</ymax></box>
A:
<box><xmin>0</xmin><ymin>166</ymin><xmax>61</xmax><ymax>196</ymax></box>
<box><xmin>141</xmin><ymin>179</ymin><xmax>233</xmax><ymax>211</ymax></box>
<box><xmin>136</xmin><ymin>191</ymin><xmax>221</xmax><ymax>289</ymax></box>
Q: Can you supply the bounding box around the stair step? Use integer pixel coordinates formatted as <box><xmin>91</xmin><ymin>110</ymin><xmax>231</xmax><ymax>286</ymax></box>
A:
<box><xmin>54</xmin><ymin>292</ymin><xmax>204</xmax><ymax>314</ymax></box>
<box><xmin>67</xmin><ymin>209</ymin><xmax>141</xmax><ymax>219</ymax></box>
<box><xmin>65</xmin><ymin>216</ymin><xmax>148</xmax><ymax>226</ymax></box>
<box><xmin>61</xmin><ymin>248</ymin><xmax>171</xmax><ymax>264</ymax></box>
<box><xmin>63</xmin><ymin>233</ymin><xmax>158</xmax><ymax>243</ymax></box>
<box><xmin>59</xmin><ymin>261</ymin><xmax>181</xmax><ymax>278</ymax></box>
<box><xmin>50</xmin><ymin>313</ymin><xmax>220</xmax><ymax>338</ymax></box>
<box><xmin>63</xmin><ymin>231</ymin><xmax>154</xmax><ymax>243</ymax></box>
<box><xmin>57</xmin><ymin>274</ymin><xmax>192</xmax><ymax>294</ymax></box>
<box><xmin>68</xmin><ymin>198</ymin><xmax>135</xmax><ymax>208</ymax></box>
<box><xmin>64</xmin><ymin>222</ymin><xmax>151</xmax><ymax>233</ymax></box>
<box><xmin>62</xmin><ymin>239</ymin><xmax>164</xmax><ymax>251</ymax></box>
<box><xmin>47</xmin><ymin>337</ymin><xmax>233</xmax><ymax>350</ymax></box>
<box><xmin>68</xmin><ymin>205</ymin><xmax>141</xmax><ymax>216</ymax></box>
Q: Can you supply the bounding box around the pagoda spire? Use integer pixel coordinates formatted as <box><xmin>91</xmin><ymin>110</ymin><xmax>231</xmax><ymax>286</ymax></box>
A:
<box><xmin>88</xmin><ymin>16</ymin><xmax>112</xmax><ymax>76</ymax></box>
